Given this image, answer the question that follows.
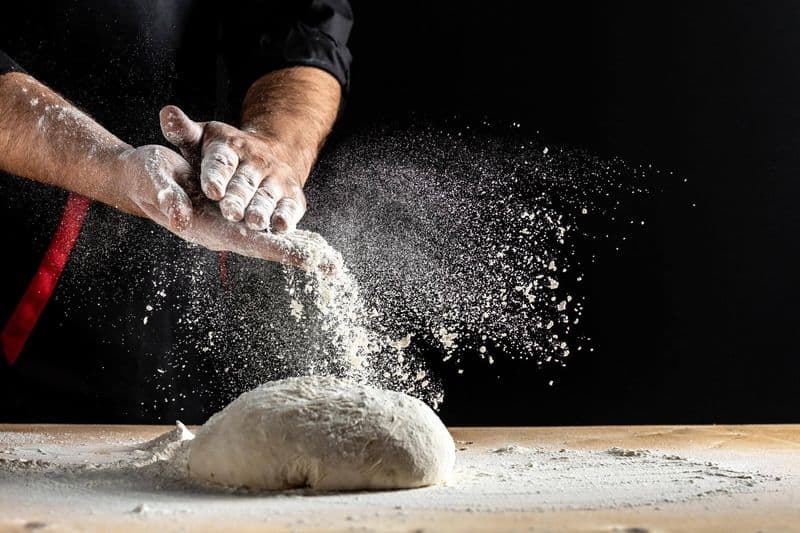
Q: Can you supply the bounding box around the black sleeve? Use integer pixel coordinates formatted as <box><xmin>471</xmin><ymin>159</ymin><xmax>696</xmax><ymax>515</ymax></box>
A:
<box><xmin>0</xmin><ymin>50</ymin><xmax>26</xmax><ymax>75</ymax></box>
<box><xmin>221</xmin><ymin>0</ymin><xmax>354</xmax><ymax>97</ymax></box>
<box><xmin>277</xmin><ymin>0</ymin><xmax>353</xmax><ymax>89</ymax></box>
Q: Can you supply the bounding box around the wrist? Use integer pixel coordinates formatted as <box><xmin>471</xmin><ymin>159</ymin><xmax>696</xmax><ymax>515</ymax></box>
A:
<box><xmin>96</xmin><ymin>144</ymin><xmax>140</xmax><ymax>214</ymax></box>
<box><xmin>241</xmin><ymin>68</ymin><xmax>340</xmax><ymax>186</ymax></box>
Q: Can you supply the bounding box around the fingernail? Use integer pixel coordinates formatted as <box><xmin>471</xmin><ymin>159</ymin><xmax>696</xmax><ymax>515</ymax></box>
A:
<box><xmin>271</xmin><ymin>218</ymin><xmax>288</xmax><ymax>233</ymax></box>
<box><xmin>272</xmin><ymin>210</ymin><xmax>298</xmax><ymax>232</ymax></box>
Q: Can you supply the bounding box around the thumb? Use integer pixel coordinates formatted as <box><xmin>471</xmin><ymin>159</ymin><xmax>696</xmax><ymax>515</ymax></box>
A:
<box><xmin>159</xmin><ymin>105</ymin><xmax>203</xmax><ymax>152</ymax></box>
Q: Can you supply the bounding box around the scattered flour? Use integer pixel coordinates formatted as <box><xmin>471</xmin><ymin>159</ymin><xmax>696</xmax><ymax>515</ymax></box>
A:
<box><xmin>0</xmin><ymin>427</ymin><xmax>779</xmax><ymax>523</ymax></box>
<box><xmin>607</xmin><ymin>447</ymin><xmax>650</xmax><ymax>458</ymax></box>
<box><xmin>491</xmin><ymin>444</ymin><xmax>532</xmax><ymax>454</ymax></box>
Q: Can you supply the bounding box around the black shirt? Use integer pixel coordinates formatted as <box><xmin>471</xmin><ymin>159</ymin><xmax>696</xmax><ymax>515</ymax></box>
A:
<box><xmin>0</xmin><ymin>1</ymin><xmax>352</xmax><ymax>423</ymax></box>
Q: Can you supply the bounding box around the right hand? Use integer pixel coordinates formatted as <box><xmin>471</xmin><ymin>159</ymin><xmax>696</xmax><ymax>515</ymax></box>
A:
<box><xmin>116</xmin><ymin>145</ymin><xmax>341</xmax><ymax>274</ymax></box>
<box><xmin>158</xmin><ymin>105</ymin><xmax>309</xmax><ymax>233</ymax></box>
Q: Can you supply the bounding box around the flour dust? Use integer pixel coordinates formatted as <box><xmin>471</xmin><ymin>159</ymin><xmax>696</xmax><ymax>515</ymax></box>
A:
<box><xmin>289</xmin><ymin>121</ymin><xmax>658</xmax><ymax>400</ymax></box>
<box><xmin>13</xmin><ymin>120</ymin><xmax>661</xmax><ymax>419</ymax></box>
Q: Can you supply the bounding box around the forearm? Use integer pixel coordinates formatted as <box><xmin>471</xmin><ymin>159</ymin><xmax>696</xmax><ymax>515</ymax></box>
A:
<box><xmin>0</xmin><ymin>72</ymin><xmax>141</xmax><ymax>215</ymax></box>
<box><xmin>241</xmin><ymin>66</ymin><xmax>341</xmax><ymax>185</ymax></box>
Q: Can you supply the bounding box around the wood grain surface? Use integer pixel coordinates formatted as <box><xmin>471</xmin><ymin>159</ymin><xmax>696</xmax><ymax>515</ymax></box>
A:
<box><xmin>0</xmin><ymin>424</ymin><xmax>798</xmax><ymax>532</ymax></box>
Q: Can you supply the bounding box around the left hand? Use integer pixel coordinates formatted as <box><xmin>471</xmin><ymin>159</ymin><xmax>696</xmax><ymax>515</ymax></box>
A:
<box><xmin>158</xmin><ymin>105</ymin><xmax>307</xmax><ymax>233</ymax></box>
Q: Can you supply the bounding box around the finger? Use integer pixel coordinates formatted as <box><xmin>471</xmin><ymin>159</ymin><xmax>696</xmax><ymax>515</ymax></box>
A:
<box><xmin>187</xmin><ymin>206</ymin><xmax>341</xmax><ymax>276</ymax></box>
<box><xmin>155</xmin><ymin>183</ymin><xmax>194</xmax><ymax>233</ymax></box>
<box><xmin>219</xmin><ymin>164</ymin><xmax>265</xmax><ymax>222</ymax></box>
<box><xmin>270</xmin><ymin>195</ymin><xmax>306</xmax><ymax>233</ymax></box>
<box><xmin>200</xmin><ymin>141</ymin><xmax>239</xmax><ymax>201</ymax></box>
<box><xmin>244</xmin><ymin>182</ymin><xmax>281</xmax><ymax>231</ymax></box>
<box><xmin>159</xmin><ymin>105</ymin><xmax>203</xmax><ymax>152</ymax></box>
<box><xmin>142</xmin><ymin>149</ymin><xmax>194</xmax><ymax>233</ymax></box>
<box><xmin>246</xmin><ymin>231</ymin><xmax>341</xmax><ymax>275</ymax></box>
<box><xmin>264</xmin><ymin>230</ymin><xmax>343</xmax><ymax>276</ymax></box>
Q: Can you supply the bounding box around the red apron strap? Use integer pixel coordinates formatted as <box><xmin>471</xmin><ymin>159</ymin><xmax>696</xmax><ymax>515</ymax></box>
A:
<box><xmin>1</xmin><ymin>193</ymin><xmax>90</xmax><ymax>365</ymax></box>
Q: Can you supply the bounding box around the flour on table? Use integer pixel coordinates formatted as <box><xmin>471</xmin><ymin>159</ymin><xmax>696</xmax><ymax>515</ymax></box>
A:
<box><xmin>188</xmin><ymin>375</ymin><xmax>455</xmax><ymax>491</ymax></box>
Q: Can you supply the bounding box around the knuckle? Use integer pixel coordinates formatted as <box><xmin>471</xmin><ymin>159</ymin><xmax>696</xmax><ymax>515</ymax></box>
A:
<box><xmin>249</xmin><ymin>198</ymin><xmax>275</xmax><ymax>214</ymax></box>
<box><xmin>205</xmin><ymin>121</ymin><xmax>226</xmax><ymax>134</ymax></box>
<box><xmin>211</xmin><ymin>153</ymin><xmax>235</xmax><ymax>169</ymax></box>
<box><xmin>223</xmin><ymin>187</ymin><xmax>247</xmax><ymax>202</ymax></box>
<box><xmin>287</xmin><ymin>183</ymin><xmax>305</xmax><ymax>198</ymax></box>
<box><xmin>248</xmin><ymin>153</ymin><xmax>271</xmax><ymax>171</ymax></box>
<box><xmin>279</xmin><ymin>197</ymin><xmax>298</xmax><ymax>210</ymax></box>
<box><xmin>233</xmin><ymin>168</ymin><xmax>260</xmax><ymax>189</ymax></box>
<box><xmin>241</xmin><ymin>171</ymin><xmax>261</xmax><ymax>189</ymax></box>
<box><xmin>259</xmin><ymin>187</ymin><xmax>279</xmax><ymax>202</ymax></box>
<box><xmin>280</xmin><ymin>196</ymin><xmax>303</xmax><ymax>212</ymax></box>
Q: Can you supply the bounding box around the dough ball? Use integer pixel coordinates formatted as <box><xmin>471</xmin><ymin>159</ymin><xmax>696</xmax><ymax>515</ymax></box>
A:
<box><xmin>188</xmin><ymin>376</ymin><xmax>455</xmax><ymax>491</ymax></box>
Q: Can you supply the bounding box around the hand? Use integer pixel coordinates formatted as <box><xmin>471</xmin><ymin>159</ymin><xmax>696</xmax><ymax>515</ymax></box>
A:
<box><xmin>158</xmin><ymin>105</ymin><xmax>307</xmax><ymax>233</ymax></box>
<box><xmin>116</xmin><ymin>145</ymin><xmax>340</xmax><ymax>273</ymax></box>
<box><xmin>115</xmin><ymin>144</ymin><xmax>194</xmax><ymax>233</ymax></box>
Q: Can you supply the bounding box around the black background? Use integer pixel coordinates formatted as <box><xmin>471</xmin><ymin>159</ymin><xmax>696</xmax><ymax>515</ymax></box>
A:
<box><xmin>340</xmin><ymin>1</ymin><xmax>800</xmax><ymax>424</ymax></box>
<box><xmin>2</xmin><ymin>1</ymin><xmax>799</xmax><ymax>426</ymax></box>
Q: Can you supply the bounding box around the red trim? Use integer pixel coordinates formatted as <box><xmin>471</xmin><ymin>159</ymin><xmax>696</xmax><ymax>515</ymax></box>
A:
<box><xmin>1</xmin><ymin>193</ymin><xmax>90</xmax><ymax>365</ymax></box>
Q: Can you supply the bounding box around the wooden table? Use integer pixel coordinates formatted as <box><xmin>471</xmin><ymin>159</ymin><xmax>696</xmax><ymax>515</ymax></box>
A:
<box><xmin>1</xmin><ymin>424</ymin><xmax>799</xmax><ymax>532</ymax></box>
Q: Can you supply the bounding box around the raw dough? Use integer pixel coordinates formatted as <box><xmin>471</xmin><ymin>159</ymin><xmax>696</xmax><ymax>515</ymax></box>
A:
<box><xmin>188</xmin><ymin>375</ymin><xmax>455</xmax><ymax>491</ymax></box>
